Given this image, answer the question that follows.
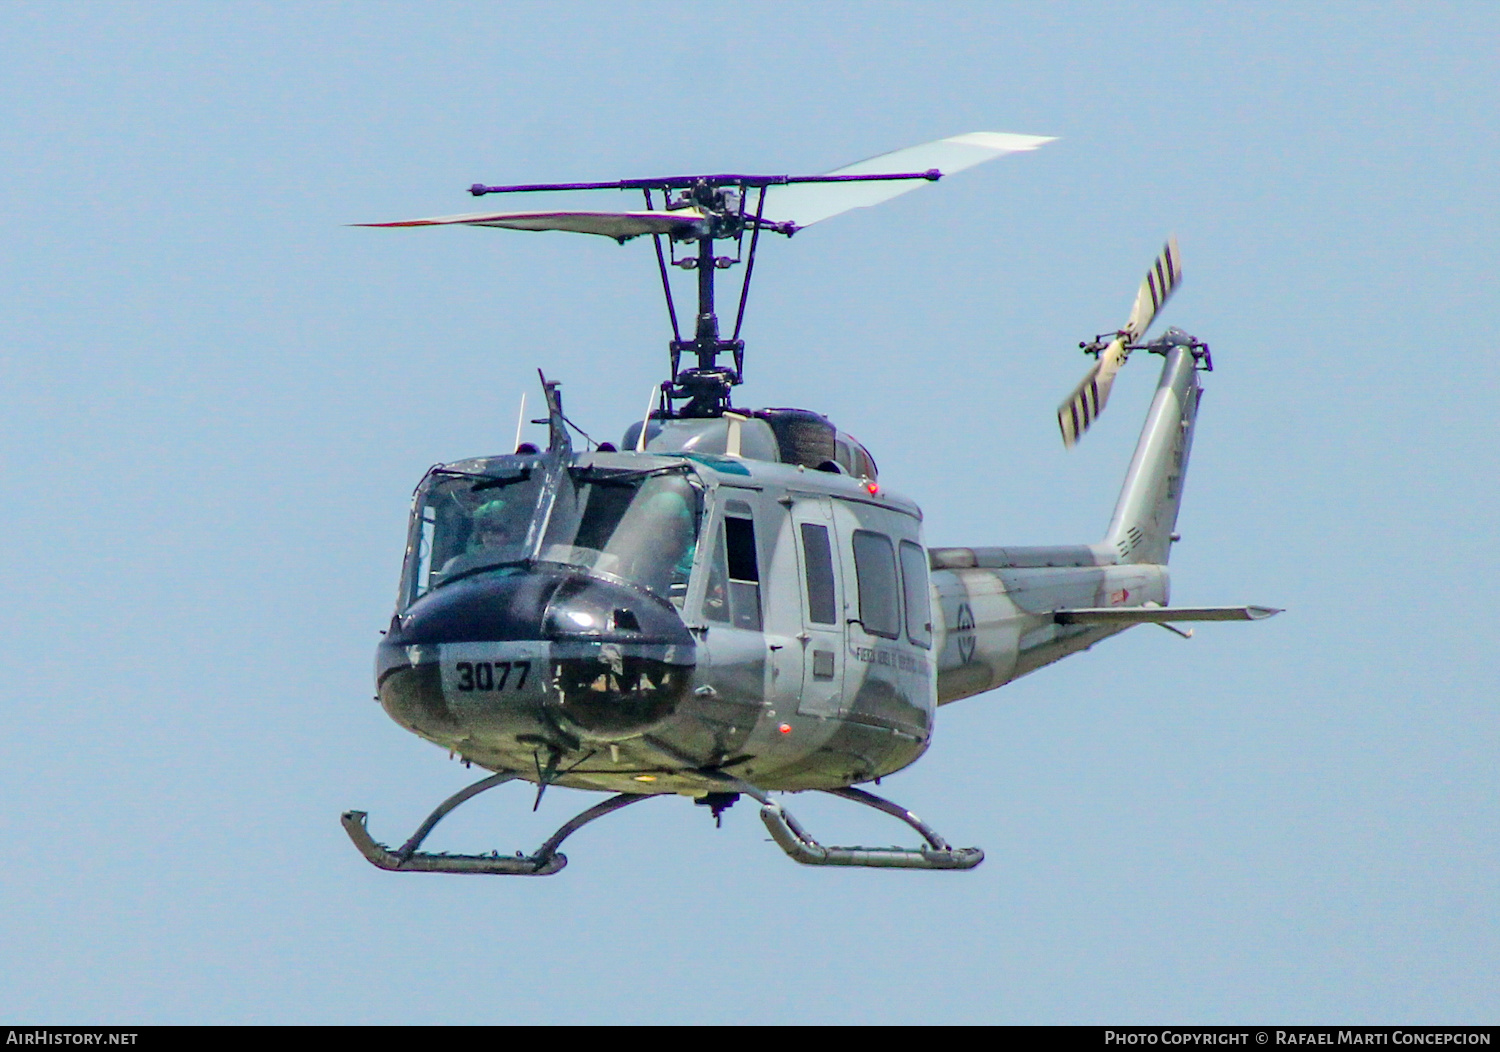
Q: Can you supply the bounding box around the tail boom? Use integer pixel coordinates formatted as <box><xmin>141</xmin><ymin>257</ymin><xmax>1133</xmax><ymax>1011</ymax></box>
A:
<box><xmin>928</xmin><ymin>331</ymin><xmax>1218</xmax><ymax>705</ymax></box>
<box><xmin>927</xmin><ymin>552</ymin><xmax>1170</xmax><ymax>704</ymax></box>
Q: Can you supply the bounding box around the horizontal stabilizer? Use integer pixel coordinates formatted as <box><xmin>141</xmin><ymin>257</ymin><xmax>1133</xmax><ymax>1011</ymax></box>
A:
<box><xmin>355</xmin><ymin>209</ymin><xmax>708</xmax><ymax>241</ymax></box>
<box><xmin>1053</xmin><ymin>605</ymin><xmax>1282</xmax><ymax>625</ymax></box>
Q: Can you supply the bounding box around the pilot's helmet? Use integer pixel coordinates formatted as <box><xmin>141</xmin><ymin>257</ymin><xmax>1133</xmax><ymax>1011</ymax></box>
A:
<box><xmin>473</xmin><ymin>498</ymin><xmax>509</xmax><ymax>525</ymax></box>
<box><xmin>470</xmin><ymin>499</ymin><xmax>513</xmax><ymax>547</ymax></box>
<box><xmin>645</xmin><ymin>487</ymin><xmax>694</xmax><ymax>526</ymax></box>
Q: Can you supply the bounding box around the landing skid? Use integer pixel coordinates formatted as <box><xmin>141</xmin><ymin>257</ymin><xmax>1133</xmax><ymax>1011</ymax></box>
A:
<box><xmin>342</xmin><ymin>772</ymin><xmax>982</xmax><ymax>875</ymax></box>
<box><xmin>757</xmin><ymin>786</ymin><xmax>985</xmax><ymax>870</ymax></box>
<box><xmin>341</xmin><ymin>772</ymin><xmax>647</xmax><ymax>875</ymax></box>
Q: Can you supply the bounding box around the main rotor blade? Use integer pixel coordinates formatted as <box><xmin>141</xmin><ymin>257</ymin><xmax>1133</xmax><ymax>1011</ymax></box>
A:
<box><xmin>354</xmin><ymin>208</ymin><xmax>709</xmax><ymax>241</ymax></box>
<box><xmin>1056</xmin><ymin>237</ymin><xmax>1183</xmax><ymax>448</ymax></box>
<box><xmin>762</xmin><ymin>132</ymin><xmax>1054</xmax><ymax>228</ymax></box>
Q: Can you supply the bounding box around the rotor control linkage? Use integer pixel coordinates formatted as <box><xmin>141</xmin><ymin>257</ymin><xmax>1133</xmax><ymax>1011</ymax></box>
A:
<box><xmin>340</xmin><ymin>772</ymin><xmax>648</xmax><ymax>876</ymax></box>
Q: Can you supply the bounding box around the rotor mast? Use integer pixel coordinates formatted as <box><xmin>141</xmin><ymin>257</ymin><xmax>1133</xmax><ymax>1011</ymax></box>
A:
<box><xmin>469</xmin><ymin>170</ymin><xmax>940</xmax><ymax>418</ymax></box>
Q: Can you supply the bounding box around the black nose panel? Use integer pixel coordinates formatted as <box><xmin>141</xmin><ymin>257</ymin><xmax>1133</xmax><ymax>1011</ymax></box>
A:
<box><xmin>378</xmin><ymin>662</ymin><xmax>460</xmax><ymax>741</ymax></box>
<box><xmin>379</xmin><ymin>567</ymin><xmax>697</xmax><ymax>745</ymax></box>
<box><xmin>386</xmin><ymin>567</ymin><xmax>695</xmax><ymax>648</ymax></box>
<box><xmin>389</xmin><ymin>570</ymin><xmax>557</xmax><ymax>645</ymax></box>
<box><xmin>542</xmin><ymin>574</ymin><xmax>694</xmax><ymax>647</ymax></box>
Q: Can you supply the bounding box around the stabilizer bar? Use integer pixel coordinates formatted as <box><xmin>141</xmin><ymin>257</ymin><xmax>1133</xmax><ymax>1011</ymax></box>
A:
<box><xmin>469</xmin><ymin>170</ymin><xmax>940</xmax><ymax>196</ymax></box>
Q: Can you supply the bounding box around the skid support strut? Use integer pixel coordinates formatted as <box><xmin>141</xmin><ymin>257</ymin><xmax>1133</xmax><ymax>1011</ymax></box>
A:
<box><xmin>344</xmin><ymin>770</ymin><xmax>982</xmax><ymax>874</ymax></box>
<box><xmin>341</xmin><ymin>772</ymin><xmax>648</xmax><ymax>876</ymax></box>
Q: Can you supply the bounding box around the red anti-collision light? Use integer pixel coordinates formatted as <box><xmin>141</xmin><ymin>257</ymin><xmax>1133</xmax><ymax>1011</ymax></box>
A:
<box><xmin>778</xmin><ymin>723</ymin><xmax>792</xmax><ymax>735</ymax></box>
<box><xmin>865</xmin><ymin>481</ymin><xmax>879</xmax><ymax>495</ymax></box>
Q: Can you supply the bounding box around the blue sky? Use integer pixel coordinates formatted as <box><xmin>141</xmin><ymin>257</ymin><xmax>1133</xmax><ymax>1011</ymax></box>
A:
<box><xmin>1</xmin><ymin>1</ymin><xmax>1495</xmax><ymax>1024</ymax></box>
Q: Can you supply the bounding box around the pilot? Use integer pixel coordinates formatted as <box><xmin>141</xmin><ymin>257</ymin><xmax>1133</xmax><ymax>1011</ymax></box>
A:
<box><xmin>440</xmin><ymin>498</ymin><xmax>518</xmax><ymax>574</ymax></box>
<box><xmin>632</xmin><ymin>488</ymin><xmax>697</xmax><ymax>598</ymax></box>
<box><xmin>468</xmin><ymin>499</ymin><xmax>515</xmax><ymax>551</ymax></box>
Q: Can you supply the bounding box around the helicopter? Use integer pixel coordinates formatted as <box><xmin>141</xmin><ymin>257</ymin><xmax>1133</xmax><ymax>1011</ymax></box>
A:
<box><xmin>341</xmin><ymin>132</ymin><xmax>1280</xmax><ymax>875</ymax></box>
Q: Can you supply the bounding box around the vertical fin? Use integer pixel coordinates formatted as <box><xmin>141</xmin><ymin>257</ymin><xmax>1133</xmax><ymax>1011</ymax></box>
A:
<box><xmin>1104</xmin><ymin>335</ymin><xmax>1202</xmax><ymax>565</ymax></box>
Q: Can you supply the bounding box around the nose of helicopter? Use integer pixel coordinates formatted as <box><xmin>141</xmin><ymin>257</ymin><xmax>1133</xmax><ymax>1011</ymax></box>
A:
<box><xmin>376</xmin><ymin>567</ymin><xmax>696</xmax><ymax>745</ymax></box>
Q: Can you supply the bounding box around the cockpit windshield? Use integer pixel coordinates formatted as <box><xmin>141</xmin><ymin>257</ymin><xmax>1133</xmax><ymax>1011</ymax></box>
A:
<box><xmin>540</xmin><ymin>468</ymin><xmax>702</xmax><ymax>606</ymax></box>
<box><xmin>403</xmin><ymin>464</ymin><xmax>544</xmax><ymax>606</ymax></box>
<box><xmin>400</xmin><ymin>459</ymin><xmax>704</xmax><ymax>610</ymax></box>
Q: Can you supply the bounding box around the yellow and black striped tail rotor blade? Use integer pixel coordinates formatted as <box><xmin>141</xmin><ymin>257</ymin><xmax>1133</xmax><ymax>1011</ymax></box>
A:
<box><xmin>1124</xmin><ymin>235</ymin><xmax>1183</xmax><ymax>342</ymax></box>
<box><xmin>1057</xmin><ymin>335</ymin><xmax>1128</xmax><ymax>447</ymax></box>
<box><xmin>1057</xmin><ymin>237</ymin><xmax>1182</xmax><ymax>448</ymax></box>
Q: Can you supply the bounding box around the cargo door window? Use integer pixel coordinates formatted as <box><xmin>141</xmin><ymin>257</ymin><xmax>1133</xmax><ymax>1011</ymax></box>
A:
<box><xmin>899</xmin><ymin>540</ymin><xmax>933</xmax><ymax>649</ymax></box>
<box><xmin>852</xmin><ymin>529</ymin><xmax>900</xmax><ymax>639</ymax></box>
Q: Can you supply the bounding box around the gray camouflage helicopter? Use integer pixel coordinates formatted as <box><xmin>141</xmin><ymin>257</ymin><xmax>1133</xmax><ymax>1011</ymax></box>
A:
<box><xmin>342</xmin><ymin>133</ymin><xmax>1279</xmax><ymax>876</ymax></box>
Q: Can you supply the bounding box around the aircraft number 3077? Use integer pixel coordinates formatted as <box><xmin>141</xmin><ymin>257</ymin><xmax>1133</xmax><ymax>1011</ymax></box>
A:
<box><xmin>453</xmin><ymin>661</ymin><xmax>530</xmax><ymax>693</ymax></box>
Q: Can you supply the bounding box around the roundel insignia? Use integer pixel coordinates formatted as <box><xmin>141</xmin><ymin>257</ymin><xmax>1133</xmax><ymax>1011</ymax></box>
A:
<box><xmin>955</xmin><ymin>602</ymin><xmax>977</xmax><ymax>665</ymax></box>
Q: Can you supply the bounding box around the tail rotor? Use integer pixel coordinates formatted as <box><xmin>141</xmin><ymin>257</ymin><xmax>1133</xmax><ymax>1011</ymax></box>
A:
<box><xmin>1057</xmin><ymin>236</ymin><xmax>1182</xmax><ymax>447</ymax></box>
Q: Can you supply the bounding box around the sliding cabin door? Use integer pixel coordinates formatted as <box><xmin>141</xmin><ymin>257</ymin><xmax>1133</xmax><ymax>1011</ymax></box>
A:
<box><xmin>789</xmin><ymin>495</ymin><xmax>847</xmax><ymax>719</ymax></box>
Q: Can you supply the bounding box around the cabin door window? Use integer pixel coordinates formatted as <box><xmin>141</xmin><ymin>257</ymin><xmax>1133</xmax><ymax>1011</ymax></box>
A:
<box><xmin>793</xmin><ymin>497</ymin><xmax>846</xmax><ymax>718</ymax></box>
<box><xmin>701</xmin><ymin>499</ymin><xmax>762</xmax><ymax>631</ymax></box>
